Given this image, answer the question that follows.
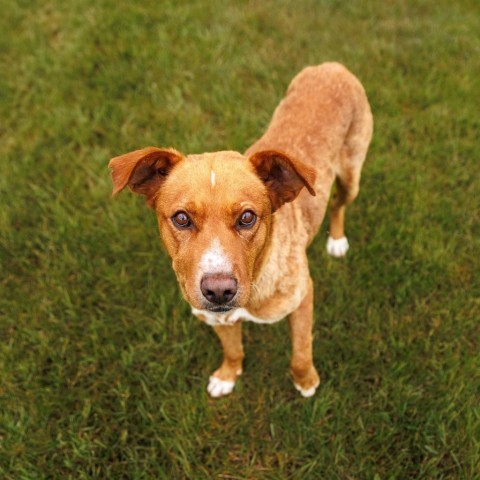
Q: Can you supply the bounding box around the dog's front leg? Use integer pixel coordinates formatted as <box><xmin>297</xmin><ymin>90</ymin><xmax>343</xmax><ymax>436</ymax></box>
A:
<box><xmin>207</xmin><ymin>322</ymin><xmax>244</xmax><ymax>398</ymax></box>
<box><xmin>288</xmin><ymin>277</ymin><xmax>320</xmax><ymax>397</ymax></box>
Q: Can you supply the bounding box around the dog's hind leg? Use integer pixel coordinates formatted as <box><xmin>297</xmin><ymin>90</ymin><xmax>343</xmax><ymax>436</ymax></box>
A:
<box><xmin>327</xmin><ymin>98</ymin><xmax>373</xmax><ymax>257</ymax></box>
<box><xmin>327</xmin><ymin>162</ymin><xmax>360</xmax><ymax>257</ymax></box>
<box><xmin>208</xmin><ymin>322</ymin><xmax>244</xmax><ymax>397</ymax></box>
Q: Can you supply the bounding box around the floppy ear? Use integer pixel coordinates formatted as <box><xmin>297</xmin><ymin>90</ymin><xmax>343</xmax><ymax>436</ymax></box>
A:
<box><xmin>249</xmin><ymin>150</ymin><xmax>316</xmax><ymax>212</ymax></box>
<box><xmin>108</xmin><ymin>147</ymin><xmax>184</xmax><ymax>208</ymax></box>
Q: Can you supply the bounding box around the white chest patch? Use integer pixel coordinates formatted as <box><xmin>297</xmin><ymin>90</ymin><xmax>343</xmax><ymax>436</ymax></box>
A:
<box><xmin>191</xmin><ymin>306</ymin><xmax>282</xmax><ymax>326</ymax></box>
<box><xmin>210</xmin><ymin>170</ymin><xmax>216</xmax><ymax>188</ymax></box>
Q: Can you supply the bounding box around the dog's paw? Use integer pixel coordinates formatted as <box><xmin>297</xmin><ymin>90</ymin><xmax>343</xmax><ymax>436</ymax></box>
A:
<box><xmin>294</xmin><ymin>379</ymin><xmax>320</xmax><ymax>398</ymax></box>
<box><xmin>207</xmin><ymin>376</ymin><xmax>236</xmax><ymax>398</ymax></box>
<box><xmin>326</xmin><ymin>236</ymin><xmax>349</xmax><ymax>258</ymax></box>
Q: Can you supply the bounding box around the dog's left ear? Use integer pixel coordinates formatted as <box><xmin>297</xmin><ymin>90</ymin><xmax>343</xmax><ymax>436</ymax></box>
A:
<box><xmin>249</xmin><ymin>150</ymin><xmax>316</xmax><ymax>212</ymax></box>
<box><xmin>109</xmin><ymin>147</ymin><xmax>184</xmax><ymax>208</ymax></box>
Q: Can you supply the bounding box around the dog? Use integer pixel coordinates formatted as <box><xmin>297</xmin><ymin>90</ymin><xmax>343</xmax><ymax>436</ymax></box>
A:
<box><xmin>109</xmin><ymin>62</ymin><xmax>373</xmax><ymax>398</ymax></box>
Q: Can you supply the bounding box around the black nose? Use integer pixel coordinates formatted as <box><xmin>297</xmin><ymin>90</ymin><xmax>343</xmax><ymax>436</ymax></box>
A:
<box><xmin>200</xmin><ymin>274</ymin><xmax>238</xmax><ymax>305</ymax></box>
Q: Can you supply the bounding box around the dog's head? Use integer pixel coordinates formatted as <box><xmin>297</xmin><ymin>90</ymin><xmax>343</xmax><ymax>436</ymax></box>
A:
<box><xmin>109</xmin><ymin>147</ymin><xmax>315</xmax><ymax>312</ymax></box>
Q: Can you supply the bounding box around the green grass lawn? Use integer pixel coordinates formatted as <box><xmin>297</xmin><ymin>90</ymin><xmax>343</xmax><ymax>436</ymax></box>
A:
<box><xmin>1</xmin><ymin>0</ymin><xmax>479</xmax><ymax>478</ymax></box>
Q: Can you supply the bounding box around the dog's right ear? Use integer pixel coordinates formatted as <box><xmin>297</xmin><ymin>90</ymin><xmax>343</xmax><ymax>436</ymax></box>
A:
<box><xmin>109</xmin><ymin>147</ymin><xmax>184</xmax><ymax>208</ymax></box>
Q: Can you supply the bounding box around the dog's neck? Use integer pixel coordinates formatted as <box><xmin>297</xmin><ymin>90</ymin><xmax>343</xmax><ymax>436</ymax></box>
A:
<box><xmin>247</xmin><ymin>201</ymin><xmax>311</xmax><ymax>317</ymax></box>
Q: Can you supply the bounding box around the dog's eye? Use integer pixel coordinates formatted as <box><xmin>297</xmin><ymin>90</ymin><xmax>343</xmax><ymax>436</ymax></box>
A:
<box><xmin>172</xmin><ymin>211</ymin><xmax>191</xmax><ymax>228</ymax></box>
<box><xmin>237</xmin><ymin>210</ymin><xmax>256</xmax><ymax>229</ymax></box>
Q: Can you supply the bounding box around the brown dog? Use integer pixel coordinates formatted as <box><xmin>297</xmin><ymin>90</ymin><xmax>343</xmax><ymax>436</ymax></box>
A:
<box><xmin>109</xmin><ymin>62</ymin><xmax>373</xmax><ymax>398</ymax></box>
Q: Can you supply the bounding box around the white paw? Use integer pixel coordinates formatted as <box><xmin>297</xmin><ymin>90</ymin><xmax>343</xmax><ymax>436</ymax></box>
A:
<box><xmin>326</xmin><ymin>236</ymin><xmax>349</xmax><ymax>257</ymax></box>
<box><xmin>207</xmin><ymin>376</ymin><xmax>236</xmax><ymax>398</ymax></box>
<box><xmin>294</xmin><ymin>380</ymin><xmax>320</xmax><ymax>398</ymax></box>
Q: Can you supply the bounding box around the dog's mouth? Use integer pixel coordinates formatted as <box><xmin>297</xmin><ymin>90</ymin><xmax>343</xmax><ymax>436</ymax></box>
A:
<box><xmin>207</xmin><ymin>305</ymin><xmax>234</xmax><ymax>313</ymax></box>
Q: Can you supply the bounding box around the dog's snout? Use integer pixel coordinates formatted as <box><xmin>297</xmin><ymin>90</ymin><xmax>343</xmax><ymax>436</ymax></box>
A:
<box><xmin>201</xmin><ymin>274</ymin><xmax>237</xmax><ymax>305</ymax></box>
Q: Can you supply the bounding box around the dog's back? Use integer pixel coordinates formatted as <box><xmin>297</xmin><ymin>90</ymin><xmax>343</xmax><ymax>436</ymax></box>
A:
<box><xmin>246</xmin><ymin>62</ymin><xmax>373</xmax><ymax>247</ymax></box>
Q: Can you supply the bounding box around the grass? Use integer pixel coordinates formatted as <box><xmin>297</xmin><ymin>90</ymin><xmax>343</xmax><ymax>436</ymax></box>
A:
<box><xmin>1</xmin><ymin>0</ymin><xmax>479</xmax><ymax>478</ymax></box>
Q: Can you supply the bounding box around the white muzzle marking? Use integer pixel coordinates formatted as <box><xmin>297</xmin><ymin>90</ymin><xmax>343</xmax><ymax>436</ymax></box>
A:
<box><xmin>199</xmin><ymin>238</ymin><xmax>232</xmax><ymax>275</ymax></box>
